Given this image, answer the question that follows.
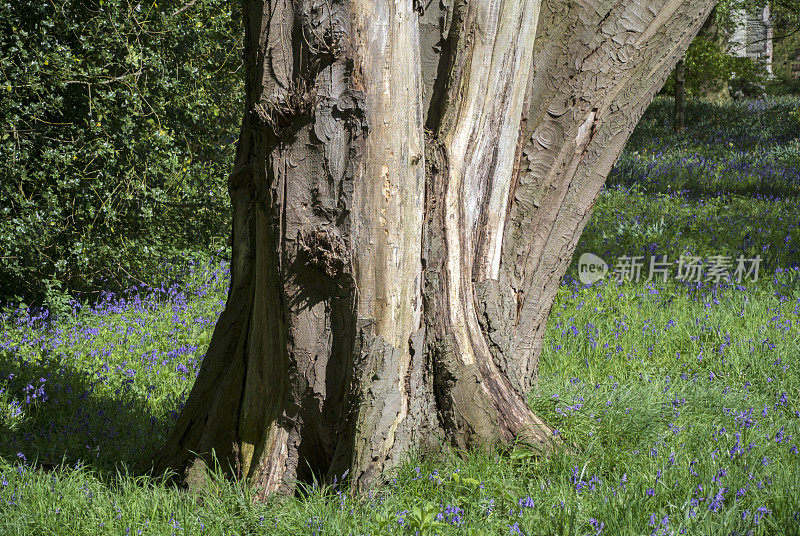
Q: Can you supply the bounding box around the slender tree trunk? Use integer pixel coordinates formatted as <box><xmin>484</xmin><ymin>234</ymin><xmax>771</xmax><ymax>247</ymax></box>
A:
<box><xmin>148</xmin><ymin>0</ymin><xmax>715</xmax><ymax>498</ymax></box>
<box><xmin>675</xmin><ymin>56</ymin><xmax>686</xmax><ymax>132</ymax></box>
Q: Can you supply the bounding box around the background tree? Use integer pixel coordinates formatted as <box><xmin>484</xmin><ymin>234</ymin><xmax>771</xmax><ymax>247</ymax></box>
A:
<box><xmin>695</xmin><ymin>5</ymin><xmax>739</xmax><ymax>103</ymax></box>
<box><xmin>771</xmin><ymin>0</ymin><xmax>800</xmax><ymax>84</ymax></box>
<box><xmin>672</xmin><ymin>2</ymin><xmax>768</xmax><ymax>106</ymax></box>
<box><xmin>675</xmin><ymin>56</ymin><xmax>687</xmax><ymax>131</ymax></box>
<box><xmin>670</xmin><ymin>1</ymin><xmax>773</xmax><ymax>130</ymax></box>
<box><xmin>149</xmin><ymin>0</ymin><xmax>715</xmax><ymax>498</ymax></box>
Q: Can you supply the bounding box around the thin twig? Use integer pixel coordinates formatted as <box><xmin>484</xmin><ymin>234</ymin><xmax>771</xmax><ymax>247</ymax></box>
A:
<box><xmin>172</xmin><ymin>0</ymin><xmax>198</xmax><ymax>16</ymax></box>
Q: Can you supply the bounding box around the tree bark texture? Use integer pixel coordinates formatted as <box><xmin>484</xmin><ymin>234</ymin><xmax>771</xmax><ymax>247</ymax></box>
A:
<box><xmin>149</xmin><ymin>0</ymin><xmax>715</xmax><ymax>498</ymax></box>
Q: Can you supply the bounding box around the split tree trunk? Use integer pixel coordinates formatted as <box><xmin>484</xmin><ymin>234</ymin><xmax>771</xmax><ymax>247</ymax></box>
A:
<box><xmin>149</xmin><ymin>0</ymin><xmax>714</xmax><ymax>498</ymax></box>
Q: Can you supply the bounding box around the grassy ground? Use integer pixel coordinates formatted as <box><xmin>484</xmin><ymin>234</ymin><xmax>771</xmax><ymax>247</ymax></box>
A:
<box><xmin>1</xmin><ymin>96</ymin><xmax>799</xmax><ymax>535</ymax></box>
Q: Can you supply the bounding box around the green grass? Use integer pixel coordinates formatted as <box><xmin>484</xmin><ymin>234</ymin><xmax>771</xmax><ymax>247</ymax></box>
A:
<box><xmin>1</xmin><ymin>96</ymin><xmax>800</xmax><ymax>535</ymax></box>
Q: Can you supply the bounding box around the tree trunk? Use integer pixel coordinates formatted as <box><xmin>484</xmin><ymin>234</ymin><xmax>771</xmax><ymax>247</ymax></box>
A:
<box><xmin>148</xmin><ymin>0</ymin><xmax>715</xmax><ymax>498</ymax></box>
<box><xmin>696</xmin><ymin>6</ymin><xmax>732</xmax><ymax>103</ymax></box>
<box><xmin>675</xmin><ymin>56</ymin><xmax>686</xmax><ymax>132</ymax></box>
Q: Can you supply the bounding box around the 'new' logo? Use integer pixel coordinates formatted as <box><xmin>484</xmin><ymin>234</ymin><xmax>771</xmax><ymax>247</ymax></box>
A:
<box><xmin>578</xmin><ymin>253</ymin><xmax>607</xmax><ymax>285</ymax></box>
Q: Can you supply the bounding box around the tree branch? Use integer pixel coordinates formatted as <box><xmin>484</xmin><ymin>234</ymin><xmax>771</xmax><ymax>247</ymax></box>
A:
<box><xmin>172</xmin><ymin>0</ymin><xmax>198</xmax><ymax>16</ymax></box>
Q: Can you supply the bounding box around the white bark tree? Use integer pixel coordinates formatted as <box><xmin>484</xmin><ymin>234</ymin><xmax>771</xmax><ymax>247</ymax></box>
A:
<box><xmin>149</xmin><ymin>0</ymin><xmax>715</xmax><ymax>498</ymax></box>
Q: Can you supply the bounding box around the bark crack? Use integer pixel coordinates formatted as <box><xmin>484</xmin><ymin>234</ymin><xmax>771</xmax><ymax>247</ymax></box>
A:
<box><xmin>150</xmin><ymin>0</ymin><xmax>715</xmax><ymax>499</ymax></box>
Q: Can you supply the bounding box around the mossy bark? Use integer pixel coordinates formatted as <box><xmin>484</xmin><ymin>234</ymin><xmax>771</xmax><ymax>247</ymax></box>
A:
<box><xmin>149</xmin><ymin>0</ymin><xmax>715</xmax><ymax>498</ymax></box>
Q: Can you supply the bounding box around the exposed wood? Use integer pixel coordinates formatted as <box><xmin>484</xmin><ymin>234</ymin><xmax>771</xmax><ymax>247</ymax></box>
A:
<box><xmin>420</xmin><ymin>0</ymin><xmax>556</xmax><ymax>455</ymax></box>
<box><xmin>150</xmin><ymin>0</ymin><xmax>716</xmax><ymax>499</ymax></box>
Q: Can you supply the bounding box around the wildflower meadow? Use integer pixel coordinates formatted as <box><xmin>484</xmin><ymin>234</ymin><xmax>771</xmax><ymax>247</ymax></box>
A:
<box><xmin>1</xmin><ymin>97</ymin><xmax>799</xmax><ymax>535</ymax></box>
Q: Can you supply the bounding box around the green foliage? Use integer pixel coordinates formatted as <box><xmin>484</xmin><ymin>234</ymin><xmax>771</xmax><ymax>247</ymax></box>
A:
<box><xmin>772</xmin><ymin>22</ymin><xmax>800</xmax><ymax>85</ymax></box>
<box><xmin>660</xmin><ymin>2</ymin><xmax>778</xmax><ymax>100</ymax></box>
<box><xmin>701</xmin><ymin>40</ymin><xmax>767</xmax><ymax>96</ymax></box>
<box><xmin>403</xmin><ymin>501</ymin><xmax>450</xmax><ymax>535</ymax></box>
<box><xmin>792</xmin><ymin>103</ymin><xmax>800</xmax><ymax>121</ymax></box>
<box><xmin>713</xmin><ymin>0</ymin><xmax>765</xmax><ymax>33</ymax></box>
<box><xmin>0</xmin><ymin>0</ymin><xmax>242</xmax><ymax>309</ymax></box>
<box><xmin>663</xmin><ymin>37</ymin><xmax>767</xmax><ymax>99</ymax></box>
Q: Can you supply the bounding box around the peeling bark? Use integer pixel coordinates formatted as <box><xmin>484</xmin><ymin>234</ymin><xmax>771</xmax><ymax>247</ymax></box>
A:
<box><xmin>149</xmin><ymin>0</ymin><xmax>715</xmax><ymax>498</ymax></box>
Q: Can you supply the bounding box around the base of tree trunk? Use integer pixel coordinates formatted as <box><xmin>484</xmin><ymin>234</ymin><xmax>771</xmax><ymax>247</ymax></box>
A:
<box><xmin>145</xmin><ymin>0</ymin><xmax>714</xmax><ymax>499</ymax></box>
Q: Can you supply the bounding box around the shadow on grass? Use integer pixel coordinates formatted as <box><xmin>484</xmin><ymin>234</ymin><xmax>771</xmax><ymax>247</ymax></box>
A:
<box><xmin>607</xmin><ymin>175</ymin><xmax>800</xmax><ymax>200</ymax></box>
<box><xmin>0</xmin><ymin>348</ymin><xmax>177</xmax><ymax>478</ymax></box>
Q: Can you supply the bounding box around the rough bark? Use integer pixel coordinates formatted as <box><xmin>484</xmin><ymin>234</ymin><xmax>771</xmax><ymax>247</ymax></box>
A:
<box><xmin>149</xmin><ymin>0</ymin><xmax>715</xmax><ymax>498</ymax></box>
<box><xmin>494</xmin><ymin>0</ymin><xmax>715</xmax><ymax>404</ymax></box>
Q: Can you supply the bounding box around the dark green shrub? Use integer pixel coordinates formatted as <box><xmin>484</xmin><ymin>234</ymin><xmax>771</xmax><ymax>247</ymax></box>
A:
<box><xmin>0</xmin><ymin>0</ymin><xmax>242</xmax><ymax>309</ymax></box>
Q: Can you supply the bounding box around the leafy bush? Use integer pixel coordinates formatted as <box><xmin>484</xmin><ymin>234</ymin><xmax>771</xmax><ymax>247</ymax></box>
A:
<box><xmin>661</xmin><ymin>37</ymin><xmax>767</xmax><ymax>99</ymax></box>
<box><xmin>0</xmin><ymin>0</ymin><xmax>242</xmax><ymax>309</ymax></box>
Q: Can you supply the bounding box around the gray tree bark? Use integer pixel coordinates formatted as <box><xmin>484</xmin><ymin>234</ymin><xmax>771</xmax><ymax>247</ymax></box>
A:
<box><xmin>148</xmin><ymin>0</ymin><xmax>715</xmax><ymax>498</ymax></box>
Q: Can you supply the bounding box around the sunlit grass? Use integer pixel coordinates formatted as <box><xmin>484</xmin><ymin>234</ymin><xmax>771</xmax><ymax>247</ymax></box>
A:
<box><xmin>1</xmin><ymin>97</ymin><xmax>800</xmax><ymax>535</ymax></box>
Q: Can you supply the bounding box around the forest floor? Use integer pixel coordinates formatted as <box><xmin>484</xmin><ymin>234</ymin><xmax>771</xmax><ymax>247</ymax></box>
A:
<box><xmin>1</xmin><ymin>96</ymin><xmax>799</xmax><ymax>535</ymax></box>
